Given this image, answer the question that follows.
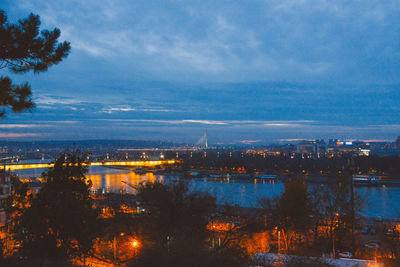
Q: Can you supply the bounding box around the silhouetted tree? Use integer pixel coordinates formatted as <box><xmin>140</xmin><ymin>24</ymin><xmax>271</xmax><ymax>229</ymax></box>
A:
<box><xmin>132</xmin><ymin>181</ymin><xmax>249</xmax><ymax>267</ymax></box>
<box><xmin>131</xmin><ymin>237</ymin><xmax>249</xmax><ymax>267</ymax></box>
<box><xmin>310</xmin><ymin>174</ymin><xmax>365</xmax><ymax>253</ymax></box>
<box><xmin>7</xmin><ymin>151</ymin><xmax>99</xmax><ymax>261</ymax></box>
<box><xmin>0</xmin><ymin>10</ymin><xmax>70</xmax><ymax>116</ymax></box>
<box><xmin>135</xmin><ymin>181</ymin><xmax>216</xmax><ymax>244</ymax></box>
<box><xmin>382</xmin><ymin>224</ymin><xmax>400</xmax><ymax>266</ymax></box>
<box><xmin>259</xmin><ymin>179</ymin><xmax>314</xmax><ymax>253</ymax></box>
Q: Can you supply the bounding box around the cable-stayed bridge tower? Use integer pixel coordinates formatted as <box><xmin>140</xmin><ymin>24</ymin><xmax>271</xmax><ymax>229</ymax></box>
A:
<box><xmin>196</xmin><ymin>131</ymin><xmax>208</xmax><ymax>149</ymax></box>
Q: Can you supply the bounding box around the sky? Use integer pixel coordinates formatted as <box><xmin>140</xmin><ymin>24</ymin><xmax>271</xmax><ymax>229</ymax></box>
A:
<box><xmin>1</xmin><ymin>0</ymin><xmax>400</xmax><ymax>144</ymax></box>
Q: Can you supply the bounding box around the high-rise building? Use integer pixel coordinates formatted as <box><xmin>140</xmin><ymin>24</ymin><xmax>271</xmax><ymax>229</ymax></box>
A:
<box><xmin>296</xmin><ymin>140</ymin><xmax>317</xmax><ymax>155</ymax></box>
<box><xmin>316</xmin><ymin>139</ymin><xmax>326</xmax><ymax>154</ymax></box>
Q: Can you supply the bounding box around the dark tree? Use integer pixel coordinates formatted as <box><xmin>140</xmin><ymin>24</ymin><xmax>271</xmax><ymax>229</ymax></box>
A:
<box><xmin>132</xmin><ymin>181</ymin><xmax>249</xmax><ymax>267</ymax></box>
<box><xmin>131</xmin><ymin>237</ymin><xmax>249</xmax><ymax>267</ymax></box>
<box><xmin>0</xmin><ymin>10</ymin><xmax>70</xmax><ymax>116</ymax></box>
<box><xmin>382</xmin><ymin>224</ymin><xmax>400</xmax><ymax>266</ymax></box>
<box><xmin>259</xmin><ymin>179</ymin><xmax>314</xmax><ymax>253</ymax></box>
<box><xmin>135</xmin><ymin>181</ymin><xmax>216</xmax><ymax>242</ymax></box>
<box><xmin>311</xmin><ymin>174</ymin><xmax>365</xmax><ymax>253</ymax></box>
<box><xmin>7</xmin><ymin>152</ymin><xmax>99</xmax><ymax>261</ymax></box>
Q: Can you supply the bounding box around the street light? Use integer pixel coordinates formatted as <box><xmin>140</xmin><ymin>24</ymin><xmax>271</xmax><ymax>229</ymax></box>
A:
<box><xmin>132</xmin><ymin>239</ymin><xmax>140</xmax><ymax>259</ymax></box>
<box><xmin>278</xmin><ymin>230</ymin><xmax>281</xmax><ymax>254</ymax></box>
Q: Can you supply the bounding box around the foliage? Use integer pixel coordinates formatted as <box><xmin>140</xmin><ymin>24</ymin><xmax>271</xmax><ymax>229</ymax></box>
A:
<box><xmin>7</xmin><ymin>151</ymin><xmax>99</xmax><ymax>260</ymax></box>
<box><xmin>135</xmin><ymin>181</ymin><xmax>216</xmax><ymax>242</ymax></box>
<box><xmin>131</xmin><ymin>181</ymin><xmax>250</xmax><ymax>266</ymax></box>
<box><xmin>0</xmin><ymin>256</ymin><xmax>74</xmax><ymax>267</ymax></box>
<box><xmin>382</xmin><ymin>225</ymin><xmax>400</xmax><ymax>266</ymax></box>
<box><xmin>0</xmin><ymin>9</ymin><xmax>70</xmax><ymax>116</ymax></box>
<box><xmin>5</xmin><ymin>175</ymin><xmax>32</xmax><ymax>226</ymax></box>
<box><xmin>130</xmin><ymin>236</ymin><xmax>249</xmax><ymax>267</ymax></box>
<box><xmin>100</xmin><ymin>193</ymin><xmax>138</xmax><ymax>237</ymax></box>
<box><xmin>259</xmin><ymin>179</ymin><xmax>314</xmax><ymax>252</ymax></box>
<box><xmin>310</xmin><ymin>173</ymin><xmax>365</xmax><ymax>251</ymax></box>
<box><xmin>275</xmin><ymin>179</ymin><xmax>313</xmax><ymax>233</ymax></box>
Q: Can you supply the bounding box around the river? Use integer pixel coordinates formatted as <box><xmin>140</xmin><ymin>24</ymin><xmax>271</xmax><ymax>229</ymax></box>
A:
<box><xmin>14</xmin><ymin>165</ymin><xmax>400</xmax><ymax>219</ymax></box>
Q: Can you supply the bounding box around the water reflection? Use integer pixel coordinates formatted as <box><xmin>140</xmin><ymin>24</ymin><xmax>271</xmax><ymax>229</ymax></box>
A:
<box><xmin>15</xmin><ymin>166</ymin><xmax>165</xmax><ymax>194</ymax></box>
<box><xmin>87</xmin><ymin>171</ymin><xmax>164</xmax><ymax>194</ymax></box>
<box><xmin>188</xmin><ymin>178</ymin><xmax>283</xmax><ymax>207</ymax></box>
<box><xmin>14</xmin><ymin>166</ymin><xmax>400</xmax><ymax>219</ymax></box>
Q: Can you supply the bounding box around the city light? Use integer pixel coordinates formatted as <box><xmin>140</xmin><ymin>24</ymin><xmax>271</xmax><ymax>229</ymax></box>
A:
<box><xmin>0</xmin><ymin>160</ymin><xmax>177</xmax><ymax>171</ymax></box>
<box><xmin>132</xmin><ymin>240</ymin><xmax>139</xmax><ymax>248</ymax></box>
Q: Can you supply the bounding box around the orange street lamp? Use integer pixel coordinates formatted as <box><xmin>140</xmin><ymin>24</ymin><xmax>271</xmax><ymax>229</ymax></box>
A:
<box><xmin>132</xmin><ymin>239</ymin><xmax>140</xmax><ymax>259</ymax></box>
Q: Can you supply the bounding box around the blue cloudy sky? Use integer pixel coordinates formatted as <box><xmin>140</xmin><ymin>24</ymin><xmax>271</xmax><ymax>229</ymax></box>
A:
<box><xmin>1</xmin><ymin>0</ymin><xmax>400</xmax><ymax>144</ymax></box>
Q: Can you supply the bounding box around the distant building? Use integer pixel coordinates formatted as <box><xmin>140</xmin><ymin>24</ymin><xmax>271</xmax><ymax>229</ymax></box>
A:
<box><xmin>296</xmin><ymin>140</ymin><xmax>317</xmax><ymax>155</ymax></box>
<box><xmin>325</xmin><ymin>139</ymin><xmax>372</xmax><ymax>156</ymax></box>
<box><xmin>316</xmin><ymin>139</ymin><xmax>326</xmax><ymax>155</ymax></box>
<box><xmin>295</xmin><ymin>139</ymin><xmax>326</xmax><ymax>156</ymax></box>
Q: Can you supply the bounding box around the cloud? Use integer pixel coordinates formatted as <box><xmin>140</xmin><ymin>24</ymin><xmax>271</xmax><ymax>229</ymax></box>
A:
<box><xmin>35</xmin><ymin>95</ymin><xmax>82</xmax><ymax>105</ymax></box>
<box><xmin>279</xmin><ymin>139</ymin><xmax>314</xmax><ymax>142</ymax></box>
<box><xmin>181</xmin><ymin>120</ymin><xmax>227</xmax><ymax>125</ymax></box>
<box><xmin>239</xmin><ymin>140</ymin><xmax>262</xmax><ymax>144</ymax></box>
<box><xmin>16</xmin><ymin>0</ymin><xmax>399</xmax><ymax>81</ymax></box>
<box><xmin>371</xmin><ymin>124</ymin><xmax>400</xmax><ymax>129</ymax></box>
<box><xmin>97</xmin><ymin>119</ymin><xmax>227</xmax><ymax>125</ymax></box>
<box><xmin>264</xmin><ymin>123</ymin><xmax>304</xmax><ymax>127</ymax></box>
<box><xmin>0</xmin><ymin>133</ymin><xmax>40</xmax><ymax>138</ymax></box>
<box><xmin>0</xmin><ymin>124</ymin><xmax>45</xmax><ymax>128</ymax></box>
<box><xmin>33</xmin><ymin>121</ymin><xmax>79</xmax><ymax>124</ymax></box>
<box><xmin>100</xmin><ymin>106</ymin><xmax>136</xmax><ymax>113</ymax></box>
<box><xmin>72</xmin><ymin>40</ymin><xmax>107</xmax><ymax>56</ymax></box>
<box><xmin>98</xmin><ymin>119</ymin><xmax>312</xmax><ymax>127</ymax></box>
<box><xmin>4</xmin><ymin>0</ymin><xmax>400</xmax><ymax>142</ymax></box>
<box><xmin>100</xmin><ymin>105</ymin><xmax>177</xmax><ymax>113</ymax></box>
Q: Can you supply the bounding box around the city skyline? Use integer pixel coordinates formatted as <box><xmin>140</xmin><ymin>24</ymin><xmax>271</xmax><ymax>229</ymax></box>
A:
<box><xmin>2</xmin><ymin>0</ymin><xmax>400</xmax><ymax>143</ymax></box>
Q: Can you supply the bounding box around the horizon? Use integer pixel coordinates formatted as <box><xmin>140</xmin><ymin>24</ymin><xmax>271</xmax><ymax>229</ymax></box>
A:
<box><xmin>0</xmin><ymin>137</ymin><xmax>396</xmax><ymax>146</ymax></box>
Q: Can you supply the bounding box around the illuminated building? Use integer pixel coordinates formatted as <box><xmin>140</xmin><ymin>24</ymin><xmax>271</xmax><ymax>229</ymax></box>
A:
<box><xmin>296</xmin><ymin>140</ymin><xmax>317</xmax><ymax>154</ymax></box>
<box><xmin>326</xmin><ymin>139</ymin><xmax>371</xmax><ymax>156</ymax></box>
<box><xmin>296</xmin><ymin>140</ymin><xmax>326</xmax><ymax>155</ymax></box>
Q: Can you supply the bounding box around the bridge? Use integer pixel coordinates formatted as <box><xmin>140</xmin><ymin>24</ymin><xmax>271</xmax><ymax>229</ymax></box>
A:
<box><xmin>196</xmin><ymin>131</ymin><xmax>208</xmax><ymax>148</ymax></box>
<box><xmin>0</xmin><ymin>160</ymin><xmax>177</xmax><ymax>171</ymax></box>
